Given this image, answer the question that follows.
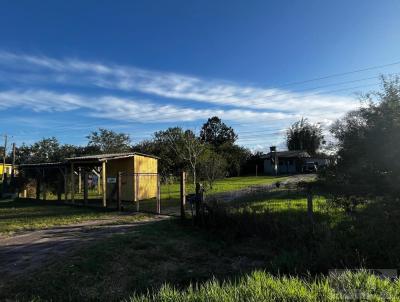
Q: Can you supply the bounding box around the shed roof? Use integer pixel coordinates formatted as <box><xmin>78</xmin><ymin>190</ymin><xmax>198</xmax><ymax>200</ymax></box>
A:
<box><xmin>19</xmin><ymin>162</ymin><xmax>66</xmax><ymax>169</ymax></box>
<box><xmin>66</xmin><ymin>152</ymin><xmax>160</xmax><ymax>162</ymax></box>
<box><xmin>264</xmin><ymin>150</ymin><xmax>311</xmax><ymax>159</ymax></box>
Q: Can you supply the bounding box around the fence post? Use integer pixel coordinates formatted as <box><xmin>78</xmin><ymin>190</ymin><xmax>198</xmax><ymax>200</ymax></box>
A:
<box><xmin>156</xmin><ymin>173</ymin><xmax>161</xmax><ymax>214</ymax></box>
<box><xmin>180</xmin><ymin>171</ymin><xmax>186</xmax><ymax>219</ymax></box>
<box><xmin>117</xmin><ymin>171</ymin><xmax>122</xmax><ymax>211</ymax></box>
<box><xmin>135</xmin><ymin>173</ymin><xmax>140</xmax><ymax>211</ymax></box>
<box><xmin>83</xmin><ymin>170</ymin><xmax>88</xmax><ymax>205</ymax></box>
<box><xmin>71</xmin><ymin>162</ymin><xmax>75</xmax><ymax>204</ymax></box>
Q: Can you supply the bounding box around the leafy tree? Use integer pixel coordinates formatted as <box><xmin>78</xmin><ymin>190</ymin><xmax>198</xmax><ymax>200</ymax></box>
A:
<box><xmin>87</xmin><ymin>128</ymin><xmax>131</xmax><ymax>153</ymax></box>
<box><xmin>200</xmin><ymin>116</ymin><xmax>237</xmax><ymax>147</ymax></box>
<box><xmin>218</xmin><ymin>143</ymin><xmax>251</xmax><ymax>176</ymax></box>
<box><xmin>286</xmin><ymin>118</ymin><xmax>324</xmax><ymax>155</ymax></box>
<box><xmin>198</xmin><ymin>146</ymin><xmax>227</xmax><ymax>189</ymax></box>
<box><xmin>327</xmin><ymin>76</ymin><xmax>400</xmax><ymax>196</ymax></box>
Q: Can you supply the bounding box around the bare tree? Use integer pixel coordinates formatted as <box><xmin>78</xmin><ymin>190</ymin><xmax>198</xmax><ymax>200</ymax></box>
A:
<box><xmin>165</xmin><ymin>128</ymin><xmax>205</xmax><ymax>184</ymax></box>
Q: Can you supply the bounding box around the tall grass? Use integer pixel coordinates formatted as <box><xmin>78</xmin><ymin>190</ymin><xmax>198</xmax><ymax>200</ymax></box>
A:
<box><xmin>129</xmin><ymin>270</ymin><xmax>400</xmax><ymax>301</ymax></box>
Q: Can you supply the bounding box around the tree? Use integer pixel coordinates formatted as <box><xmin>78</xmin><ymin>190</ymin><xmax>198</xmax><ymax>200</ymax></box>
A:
<box><xmin>218</xmin><ymin>143</ymin><xmax>251</xmax><ymax>176</ymax></box>
<box><xmin>200</xmin><ymin>116</ymin><xmax>237</xmax><ymax>148</ymax></box>
<box><xmin>327</xmin><ymin>76</ymin><xmax>400</xmax><ymax>196</ymax></box>
<box><xmin>286</xmin><ymin>118</ymin><xmax>324</xmax><ymax>155</ymax></box>
<box><xmin>87</xmin><ymin>128</ymin><xmax>131</xmax><ymax>153</ymax></box>
<box><xmin>198</xmin><ymin>146</ymin><xmax>227</xmax><ymax>189</ymax></box>
<box><xmin>157</xmin><ymin>127</ymin><xmax>205</xmax><ymax>184</ymax></box>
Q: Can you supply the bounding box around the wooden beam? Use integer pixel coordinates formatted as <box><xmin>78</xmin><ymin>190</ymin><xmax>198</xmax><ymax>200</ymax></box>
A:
<box><xmin>102</xmin><ymin>161</ymin><xmax>107</xmax><ymax>207</ymax></box>
<box><xmin>71</xmin><ymin>162</ymin><xmax>75</xmax><ymax>203</ymax></box>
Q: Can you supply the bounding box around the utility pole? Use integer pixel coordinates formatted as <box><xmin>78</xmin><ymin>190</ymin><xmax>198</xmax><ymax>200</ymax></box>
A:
<box><xmin>2</xmin><ymin>134</ymin><xmax>7</xmax><ymax>182</ymax></box>
<box><xmin>11</xmin><ymin>143</ymin><xmax>16</xmax><ymax>178</ymax></box>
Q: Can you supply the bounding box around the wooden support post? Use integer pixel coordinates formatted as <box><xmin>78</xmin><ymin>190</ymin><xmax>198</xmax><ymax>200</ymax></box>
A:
<box><xmin>255</xmin><ymin>165</ymin><xmax>258</xmax><ymax>177</ymax></box>
<box><xmin>180</xmin><ymin>171</ymin><xmax>186</xmax><ymax>219</ymax></box>
<box><xmin>102</xmin><ymin>161</ymin><xmax>107</xmax><ymax>207</ymax></box>
<box><xmin>156</xmin><ymin>174</ymin><xmax>161</xmax><ymax>214</ymax></box>
<box><xmin>64</xmin><ymin>166</ymin><xmax>68</xmax><ymax>202</ymax></box>
<box><xmin>36</xmin><ymin>177</ymin><xmax>41</xmax><ymax>200</ymax></box>
<box><xmin>71</xmin><ymin>162</ymin><xmax>75</xmax><ymax>203</ymax></box>
<box><xmin>57</xmin><ymin>172</ymin><xmax>62</xmax><ymax>202</ymax></box>
<box><xmin>117</xmin><ymin>171</ymin><xmax>122</xmax><ymax>211</ymax></box>
<box><xmin>135</xmin><ymin>174</ymin><xmax>140</xmax><ymax>211</ymax></box>
<box><xmin>42</xmin><ymin>169</ymin><xmax>46</xmax><ymax>201</ymax></box>
<box><xmin>78</xmin><ymin>167</ymin><xmax>82</xmax><ymax>194</ymax></box>
<box><xmin>83</xmin><ymin>170</ymin><xmax>88</xmax><ymax>205</ymax></box>
<box><xmin>92</xmin><ymin>169</ymin><xmax>101</xmax><ymax>195</ymax></box>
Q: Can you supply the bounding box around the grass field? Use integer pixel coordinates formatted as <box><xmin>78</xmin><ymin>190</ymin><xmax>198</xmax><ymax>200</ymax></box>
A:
<box><xmin>2</xmin><ymin>175</ymin><xmax>399</xmax><ymax>301</ymax></box>
<box><xmin>0</xmin><ymin>198</ymin><xmax>149</xmax><ymax>234</ymax></box>
<box><xmin>161</xmin><ymin>175</ymin><xmax>289</xmax><ymax>199</ymax></box>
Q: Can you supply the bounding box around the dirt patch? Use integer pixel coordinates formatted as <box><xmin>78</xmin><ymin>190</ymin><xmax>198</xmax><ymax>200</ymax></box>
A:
<box><xmin>0</xmin><ymin>215</ymin><xmax>167</xmax><ymax>283</ymax></box>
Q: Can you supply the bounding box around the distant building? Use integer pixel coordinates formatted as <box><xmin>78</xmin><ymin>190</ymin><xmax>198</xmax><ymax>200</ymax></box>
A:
<box><xmin>0</xmin><ymin>164</ymin><xmax>13</xmax><ymax>177</ymax></box>
<box><xmin>263</xmin><ymin>146</ymin><xmax>329</xmax><ymax>175</ymax></box>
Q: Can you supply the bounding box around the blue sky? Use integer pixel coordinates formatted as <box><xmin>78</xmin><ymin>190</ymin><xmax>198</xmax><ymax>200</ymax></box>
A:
<box><xmin>0</xmin><ymin>0</ymin><xmax>400</xmax><ymax>151</ymax></box>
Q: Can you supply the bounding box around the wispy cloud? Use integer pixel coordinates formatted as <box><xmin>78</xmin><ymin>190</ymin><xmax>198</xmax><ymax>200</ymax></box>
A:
<box><xmin>0</xmin><ymin>51</ymin><xmax>361</xmax><ymax>122</ymax></box>
<box><xmin>0</xmin><ymin>51</ymin><xmax>365</xmax><ymax>147</ymax></box>
<box><xmin>0</xmin><ymin>89</ymin><xmax>296</xmax><ymax>123</ymax></box>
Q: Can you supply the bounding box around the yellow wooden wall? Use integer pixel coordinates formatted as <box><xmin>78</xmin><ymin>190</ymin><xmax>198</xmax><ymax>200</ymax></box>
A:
<box><xmin>133</xmin><ymin>155</ymin><xmax>158</xmax><ymax>200</ymax></box>
<box><xmin>105</xmin><ymin>155</ymin><xmax>158</xmax><ymax>201</ymax></box>
<box><xmin>106</xmin><ymin>157</ymin><xmax>135</xmax><ymax>201</ymax></box>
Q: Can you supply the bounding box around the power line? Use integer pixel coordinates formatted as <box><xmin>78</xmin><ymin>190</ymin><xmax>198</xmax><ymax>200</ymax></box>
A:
<box><xmin>274</xmin><ymin>61</ymin><xmax>400</xmax><ymax>88</ymax></box>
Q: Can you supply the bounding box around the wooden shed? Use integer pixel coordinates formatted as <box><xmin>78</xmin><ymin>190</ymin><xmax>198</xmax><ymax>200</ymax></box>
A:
<box><xmin>67</xmin><ymin>152</ymin><xmax>159</xmax><ymax>206</ymax></box>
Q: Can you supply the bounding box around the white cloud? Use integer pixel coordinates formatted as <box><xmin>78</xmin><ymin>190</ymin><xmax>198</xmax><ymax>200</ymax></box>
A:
<box><xmin>0</xmin><ymin>51</ymin><xmax>361</xmax><ymax>122</ymax></box>
<box><xmin>0</xmin><ymin>89</ymin><xmax>298</xmax><ymax>124</ymax></box>
<box><xmin>0</xmin><ymin>51</ymin><xmax>366</xmax><ymax>148</ymax></box>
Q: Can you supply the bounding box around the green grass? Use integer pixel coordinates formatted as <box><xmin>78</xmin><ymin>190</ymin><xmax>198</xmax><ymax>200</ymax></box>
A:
<box><xmin>161</xmin><ymin>175</ymin><xmax>289</xmax><ymax>200</ymax></box>
<box><xmin>129</xmin><ymin>270</ymin><xmax>400</xmax><ymax>302</ymax></box>
<box><xmin>0</xmin><ymin>198</ymin><xmax>149</xmax><ymax>234</ymax></box>
<box><xmin>2</xmin><ymin>184</ymin><xmax>400</xmax><ymax>301</ymax></box>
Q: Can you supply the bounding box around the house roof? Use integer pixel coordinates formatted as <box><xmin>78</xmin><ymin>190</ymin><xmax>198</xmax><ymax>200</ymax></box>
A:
<box><xmin>264</xmin><ymin>150</ymin><xmax>311</xmax><ymax>159</ymax></box>
<box><xmin>66</xmin><ymin>152</ymin><xmax>160</xmax><ymax>162</ymax></box>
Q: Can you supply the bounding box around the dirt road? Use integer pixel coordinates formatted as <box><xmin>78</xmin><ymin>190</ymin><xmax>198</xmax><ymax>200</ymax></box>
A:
<box><xmin>0</xmin><ymin>215</ymin><xmax>166</xmax><ymax>283</ymax></box>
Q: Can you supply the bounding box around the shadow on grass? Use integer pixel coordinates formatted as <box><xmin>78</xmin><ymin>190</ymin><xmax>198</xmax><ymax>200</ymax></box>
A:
<box><xmin>2</xmin><ymin>197</ymin><xmax>400</xmax><ymax>301</ymax></box>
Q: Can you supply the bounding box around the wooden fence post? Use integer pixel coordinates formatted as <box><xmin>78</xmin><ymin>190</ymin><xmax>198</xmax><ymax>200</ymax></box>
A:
<box><xmin>156</xmin><ymin>173</ymin><xmax>161</xmax><ymax>214</ymax></box>
<box><xmin>102</xmin><ymin>161</ymin><xmax>107</xmax><ymax>208</ymax></box>
<box><xmin>71</xmin><ymin>162</ymin><xmax>75</xmax><ymax>204</ymax></box>
<box><xmin>135</xmin><ymin>173</ymin><xmax>140</xmax><ymax>211</ymax></box>
<box><xmin>83</xmin><ymin>170</ymin><xmax>88</xmax><ymax>205</ymax></box>
<box><xmin>180</xmin><ymin>171</ymin><xmax>186</xmax><ymax>219</ymax></box>
<box><xmin>117</xmin><ymin>171</ymin><xmax>122</xmax><ymax>211</ymax></box>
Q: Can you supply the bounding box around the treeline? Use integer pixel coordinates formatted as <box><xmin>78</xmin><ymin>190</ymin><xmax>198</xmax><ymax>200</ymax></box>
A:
<box><xmin>7</xmin><ymin>117</ymin><xmax>260</xmax><ymax>185</ymax></box>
